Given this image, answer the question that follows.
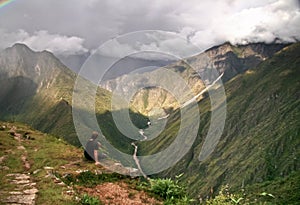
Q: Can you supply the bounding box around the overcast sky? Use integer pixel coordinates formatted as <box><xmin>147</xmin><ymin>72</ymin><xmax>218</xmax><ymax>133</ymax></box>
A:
<box><xmin>0</xmin><ymin>0</ymin><xmax>299</xmax><ymax>57</ymax></box>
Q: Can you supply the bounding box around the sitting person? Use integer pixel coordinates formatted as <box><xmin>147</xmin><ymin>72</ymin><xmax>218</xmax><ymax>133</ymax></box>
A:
<box><xmin>84</xmin><ymin>131</ymin><xmax>101</xmax><ymax>165</ymax></box>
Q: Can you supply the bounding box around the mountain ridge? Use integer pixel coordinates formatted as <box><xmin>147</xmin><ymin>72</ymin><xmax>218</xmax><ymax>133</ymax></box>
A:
<box><xmin>0</xmin><ymin>43</ymin><xmax>110</xmax><ymax>145</ymax></box>
<box><xmin>100</xmin><ymin>42</ymin><xmax>289</xmax><ymax>115</ymax></box>
<box><xmin>137</xmin><ymin>42</ymin><xmax>300</xmax><ymax>200</ymax></box>
<box><xmin>0</xmin><ymin>42</ymin><xmax>299</xmax><ymax>204</ymax></box>
<box><xmin>0</xmin><ymin>43</ymin><xmax>148</xmax><ymax>150</ymax></box>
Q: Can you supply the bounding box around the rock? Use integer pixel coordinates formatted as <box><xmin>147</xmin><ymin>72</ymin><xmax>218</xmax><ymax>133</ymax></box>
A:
<box><xmin>12</xmin><ymin>173</ymin><xmax>30</xmax><ymax>180</ymax></box>
<box><xmin>17</xmin><ymin>145</ymin><xmax>26</xmax><ymax>150</ymax></box>
<box><xmin>9</xmin><ymin>191</ymin><xmax>23</xmax><ymax>195</ymax></box>
<box><xmin>43</xmin><ymin>166</ymin><xmax>54</xmax><ymax>170</ymax></box>
<box><xmin>0</xmin><ymin>165</ymin><xmax>10</xmax><ymax>170</ymax></box>
<box><xmin>56</xmin><ymin>182</ymin><xmax>65</xmax><ymax>186</ymax></box>
<box><xmin>94</xmin><ymin>169</ymin><xmax>103</xmax><ymax>175</ymax></box>
<box><xmin>75</xmin><ymin>169</ymin><xmax>89</xmax><ymax>173</ymax></box>
<box><xmin>21</xmin><ymin>156</ymin><xmax>31</xmax><ymax>170</ymax></box>
<box><xmin>2</xmin><ymin>171</ymin><xmax>38</xmax><ymax>205</ymax></box>
<box><xmin>126</xmin><ymin>167</ymin><xmax>140</xmax><ymax>177</ymax></box>
<box><xmin>0</xmin><ymin>155</ymin><xmax>7</xmax><ymax>164</ymax></box>
<box><xmin>11</xmin><ymin>180</ymin><xmax>30</xmax><ymax>184</ymax></box>
<box><xmin>65</xmin><ymin>190</ymin><xmax>75</xmax><ymax>195</ymax></box>
<box><xmin>16</xmin><ymin>183</ymin><xmax>37</xmax><ymax>190</ymax></box>
<box><xmin>23</xmin><ymin>188</ymin><xmax>38</xmax><ymax>194</ymax></box>
<box><xmin>33</xmin><ymin>169</ymin><xmax>41</xmax><ymax>175</ymax></box>
<box><xmin>5</xmin><ymin>194</ymin><xmax>36</xmax><ymax>204</ymax></box>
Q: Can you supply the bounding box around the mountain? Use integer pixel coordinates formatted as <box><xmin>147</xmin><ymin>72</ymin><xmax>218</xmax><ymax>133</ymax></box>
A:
<box><xmin>0</xmin><ymin>43</ymin><xmax>149</xmax><ymax>155</ymax></box>
<box><xmin>100</xmin><ymin>42</ymin><xmax>288</xmax><ymax>115</ymax></box>
<box><xmin>195</xmin><ymin>42</ymin><xmax>288</xmax><ymax>81</ymax></box>
<box><xmin>0</xmin><ymin>43</ymin><xmax>112</xmax><ymax>145</ymax></box>
<box><xmin>138</xmin><ymin>42</ymin><xmax>300</xmax><ymax>203</ymax></box>
<box><xmin>0</xmin><ymin>42</ymin><xmax>299</xmax><ymax>204</ymax></box>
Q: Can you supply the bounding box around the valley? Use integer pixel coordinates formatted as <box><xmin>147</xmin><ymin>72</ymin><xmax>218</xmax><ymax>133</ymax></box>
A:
<box><xmin>0</xmin><ymin>42</ymin><xmax>299</xmax><ymax>204</ymax></box>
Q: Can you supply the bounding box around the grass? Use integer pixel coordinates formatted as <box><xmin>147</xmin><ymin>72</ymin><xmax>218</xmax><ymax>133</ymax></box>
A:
<box><xmin>56</xmin><ymin>170</ymin><xmax>128</xmax><ymax>187</ymax></box>
<box><xmin>138</xmin><ymin>42</ymin><xmax>300</xmax><ymax>203</ymax></box>
<box><xmin>0</xmin><ymin>121</ymin><xmax>166</xmax><ymax>205</ymax></box>
<box><xmin>244</xmin><ymin>171</ymin><xmax>300</xmax><ymax>205</ymax></box>
<box><xmin>205</xmin><ymin>171</ymin><xmax>300</xmax><ymax>205</ymax></box>
<box><xmin>0</xmin><ymin>122</ymin><xmax>83</xmax><ymax>204</ymax></box>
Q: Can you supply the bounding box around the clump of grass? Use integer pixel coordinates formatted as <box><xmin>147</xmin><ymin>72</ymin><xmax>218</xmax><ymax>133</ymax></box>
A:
<box><xmin>204</xmin><ymin>185</ymin><xmax>279</xmax><ymax>205</ymax></box>
<box><xmin>139</xmin><ymin>174</ymin><xmax>194</xmax><ymax>205</ymax></box>
<box><xmin>80</xmin><ymin>194</ymin><xmax>102</xmax><ymax>205</ymax></box>
<box><xmin>205</xmin><ymin>185</ymin><xmax>245</xmax><ymax>205</ymax></box>
<box><xmin>57</xmin><ymin>171</ymin><xmax>127</xmax><ymax>187</ymax></box>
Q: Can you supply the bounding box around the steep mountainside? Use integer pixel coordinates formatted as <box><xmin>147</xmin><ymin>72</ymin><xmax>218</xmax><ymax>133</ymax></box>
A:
<box><xmin>0</xmin><ymin>43</ymin><xmax>149</xmax><ymax>152</ymax></box>
<box><xmin>101</xmin><ymin>42</ymin><xmax>288</xmax><ymax>115</ymax></box>
<box><xmin>138</xmin><ymin>43</ymin><xmax>300</xmax><ymax>202</ymax></box>
<box><xmin>0</xmin><ymin>44</ymin><xmax>111</xmax><ymax>145</ymax></box>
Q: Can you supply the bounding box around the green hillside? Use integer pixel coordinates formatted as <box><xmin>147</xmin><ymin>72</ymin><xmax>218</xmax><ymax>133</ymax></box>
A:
<box><xmin>0</xmin><ymin>44</ymin><xmax>146</xmax><ymax>149</ymax></box>
<box><xmin>138</xmin><ymin>43</ymin><xmax>300</xmax><ymax>203</ymax></box>
<box><xmin>1</xmin><ymin>42</ymin><xmax>299</xmax><ymax>204</ymax></box>
<box><xmin>0</xmin><ymin>121</ymin><xmax>198</xmax><ymax>204</ymax></box>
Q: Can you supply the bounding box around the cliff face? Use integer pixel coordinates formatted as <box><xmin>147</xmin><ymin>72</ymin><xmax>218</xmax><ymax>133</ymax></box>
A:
<box><xmin>201</xmin><ymin>42</ymin><xmax>288</xmax><ymax>81</ymax></box>
<box><xmin>101</xmin><ymin>42</ymin><xmax>288</xmax><ymax>115</ymax></box>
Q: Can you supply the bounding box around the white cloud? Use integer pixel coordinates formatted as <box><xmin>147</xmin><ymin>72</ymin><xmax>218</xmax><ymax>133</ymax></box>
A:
<box><xmin>97</xmin><ymin>38</ymin><xmax>137</xmax><ymax>58</ymax></box>
<box><xmin>0</xmin><ymin>29</ymin><xmax>88</xmax><ymax>55</ymax></box>
<box><xmin>21</xmin><ymin>30</ymin><xmax>88</xmax><ymax>55</ymax></box>
<box><xmin>185</xmin><ymin>0</ymin><xmax>300</xmax><ymax>46</ymax></box>
<box><xmin>0</xmin><ymin>0</ymin><xmax>299</xmax><ymax>56</ymax></box>
<box><xmin>94</xmin><ymin>31</ymin><xmax>201</xmax><ymax>61</ymax></box>
<box><xmin>0</xmin><ymin>29</ymin><xmax>29</xmax><ymax>50</ymax></box>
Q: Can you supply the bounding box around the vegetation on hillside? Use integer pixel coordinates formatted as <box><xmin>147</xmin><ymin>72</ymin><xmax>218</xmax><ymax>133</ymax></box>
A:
<box><xmin>0</xmin><ymin>121</ymin><xmax>196</xmax><ymax>204</ymax></box>
<box><xmin>1</xmin><ymin>42</ymin><xmax>299</xmax><ymax>204</ymax></box>
<box><xmin>138</xmin><ymin>43</ymin><xmax>300</xmax><ymax>204</ymax></box>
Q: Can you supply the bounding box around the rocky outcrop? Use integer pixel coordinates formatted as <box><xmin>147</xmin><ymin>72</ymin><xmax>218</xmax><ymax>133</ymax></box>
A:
<box><xmin>100</xmin><ymin>42</ymin><xmax>288</xmax><ymax>115</ymax></box>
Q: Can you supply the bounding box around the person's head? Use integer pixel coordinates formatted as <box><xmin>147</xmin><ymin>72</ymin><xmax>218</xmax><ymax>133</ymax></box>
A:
<box><xmin>91</xmin><ymin>131</ymin><xmax>99</xmax><ymax>140</ymax></box>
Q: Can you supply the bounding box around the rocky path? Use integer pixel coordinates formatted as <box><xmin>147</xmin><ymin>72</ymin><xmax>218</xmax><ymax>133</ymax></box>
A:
<box><xmin>2</xmin><ymin>173</ymin><xmax>38</xmax><ymax>204</ymax></box>
<box><xmin>0</xmin><ymin>127</ymin><xmax>38</xmax><ymax>205</ymax></box>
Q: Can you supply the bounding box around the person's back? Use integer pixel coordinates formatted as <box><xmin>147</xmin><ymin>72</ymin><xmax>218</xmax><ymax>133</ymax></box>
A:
<box><xmin>84</xmin><ymin>139</ymin><xmax>98</xmax><ymax>160</ymax></box>
<box><xmin>84</xmin><ymin>132</ymin><xmax>100</xmax><ymax>165</ymax></box>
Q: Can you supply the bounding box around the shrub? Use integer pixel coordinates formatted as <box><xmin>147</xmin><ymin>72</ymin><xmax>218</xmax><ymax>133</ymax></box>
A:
<box><xmin>148</xmin><ymin>174</ymin><xmax>194</xmax><ymax>205</ymax></box>
<box><xmin>80</xmin><ymin>194</ymin><xmax>101</xmax><ymax>205</ymax></box>
<box><xmin>205</xmin><ymin>185</ymin><xmax>244</xmax><ymax>205</ymax></box>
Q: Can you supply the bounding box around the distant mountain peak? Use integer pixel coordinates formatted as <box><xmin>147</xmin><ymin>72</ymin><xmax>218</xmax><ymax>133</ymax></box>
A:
<box><xmin>6</xmin><ymin>43</ymin><xmax>57</xmax><ymax>59</ymax></box>
<box><xmin>9</xmin><ymin>43</ymin><xmax>34</xmax><ymax>52</ymax></box>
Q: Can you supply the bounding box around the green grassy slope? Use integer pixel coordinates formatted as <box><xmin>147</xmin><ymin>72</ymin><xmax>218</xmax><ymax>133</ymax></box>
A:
<box><xmin>0</xmin><ymin>44</ymin><xmax>150</xmax><ymax>149</ymax></box>
<box><xmin>0</xmin><ymin>121</ymin><xmax>83</xmax><ymax>204</ymax></box>
<box><xmin>0</xmin><ymin>122</ymin><xmax>173</xmax><ymax>205</ymax></box>
<box><xmin>138</xmin><ymin>43</ymin><xmax>300</xmax><ymax>203</ymax></box>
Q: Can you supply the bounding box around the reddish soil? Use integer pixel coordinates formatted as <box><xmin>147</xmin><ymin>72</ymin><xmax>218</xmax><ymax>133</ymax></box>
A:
<box><xmin>79</xmin><ymin>182</ymin><xmax>162</xmax><ymax>205</ymax></box>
